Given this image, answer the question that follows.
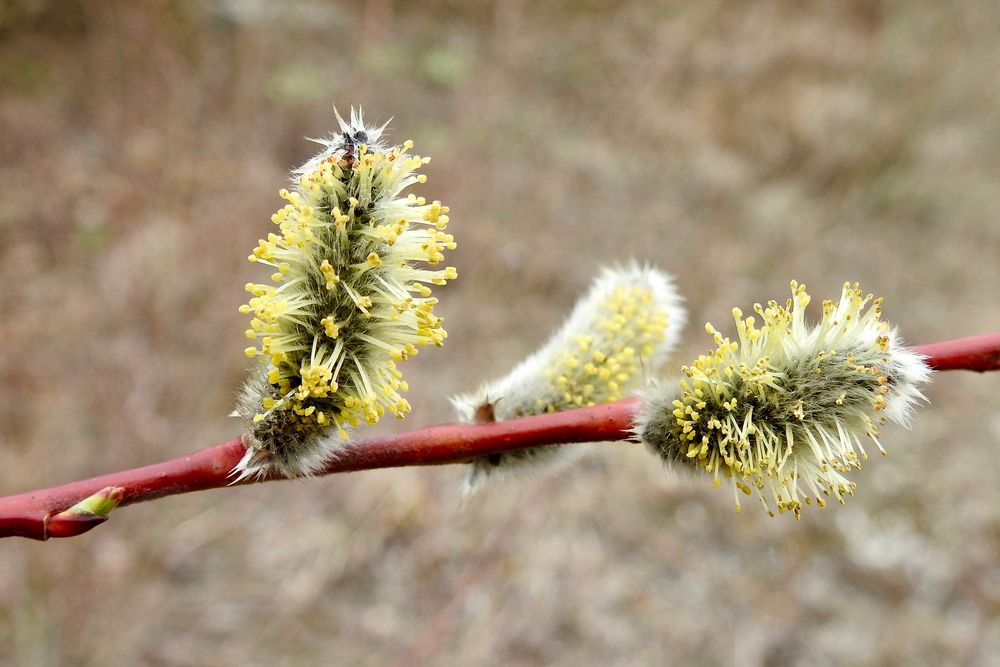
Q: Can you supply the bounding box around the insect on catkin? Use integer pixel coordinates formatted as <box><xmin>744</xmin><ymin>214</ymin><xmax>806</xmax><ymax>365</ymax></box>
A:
<box><xmin>235</xmin><ymin>109</ymin><xmax>457</xmax><ymax>478</ymax></box>
<box><xmin>452</xmin><ymin>265</ymin><xmax>686</xmax><ymax>493</ymax></box>
<box><xmin>637</xmin><ymin>281</ymin><xmax>931</xmax><ymax>518</ymax></box>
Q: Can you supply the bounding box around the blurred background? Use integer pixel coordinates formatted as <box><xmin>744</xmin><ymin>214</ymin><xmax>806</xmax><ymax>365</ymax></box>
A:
<box><xmin>1</xmin><ymin>1</ymin><xmax>999</xmax><ymax>665</ymax></box>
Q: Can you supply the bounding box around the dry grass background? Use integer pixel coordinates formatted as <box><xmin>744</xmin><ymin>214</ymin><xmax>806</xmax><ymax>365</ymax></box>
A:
<box><xmin>1</xmin><ymin>1</ymin><xmax>1000</xmax><ymax>665</ymax></box>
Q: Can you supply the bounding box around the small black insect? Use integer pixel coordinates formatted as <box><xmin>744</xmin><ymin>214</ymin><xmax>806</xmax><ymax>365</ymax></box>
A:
<box><xmin>339</xmin><ymin>129</ymin><xmax>370</xmax><ymax>167</ymax></box>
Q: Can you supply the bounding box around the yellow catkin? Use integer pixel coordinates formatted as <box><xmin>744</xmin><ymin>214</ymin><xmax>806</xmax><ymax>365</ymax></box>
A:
<box><xmin>639</xmin><ymin>281</ymin><xmax>931</xmax><ymax>518</ymax></box>
<box><xmin>235</xmin><ymin>108</ymin><xmax>457</xmax><ymax>477</ymax></box>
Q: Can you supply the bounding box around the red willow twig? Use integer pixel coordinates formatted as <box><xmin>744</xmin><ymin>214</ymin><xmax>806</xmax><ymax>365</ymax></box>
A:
<box><xmin>0</xmin><ymin>399</ymin><xmax>642</xmax><ymax>541</ymax></box>
<box><xmin>905</xmin><ymin>332</ymin><xmax>1000</xmax><ymax>372</ymax></box>
<box><xmin>2</xmin><ymin>333</ymin><xmax>999</xmax><ymax>541</ymax></box>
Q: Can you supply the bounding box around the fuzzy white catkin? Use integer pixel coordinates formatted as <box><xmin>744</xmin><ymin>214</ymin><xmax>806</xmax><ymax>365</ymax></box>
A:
<box><xmin>236</xmin><ymin>109</ymin><xmax>456</xmax><ymax>478</ymax></box>
<box><xmin>636</xmin><ymin>280</ymin><xmax>932</xmax><ymax>518</ymax></box>
<box><xmin>451</xmin><ymin>264</ymin><xmax>686</xmax><ymax>493</ymax></box>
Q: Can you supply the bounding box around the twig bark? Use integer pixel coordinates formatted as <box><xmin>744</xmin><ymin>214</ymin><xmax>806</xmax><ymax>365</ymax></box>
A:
<box><xmin>908</xmin><ymin>332</ymin><xmax>1000</xmax><ymax>372</ymax></box>
<box><xmin>2</xmin><ymin>333</ymin><xmax>999</xmax><ymax>541</ymax></box>
<box><xmin>0</xmin><ymin>400</ymin><xmax>639</xmax><ymax>540</ymax></box>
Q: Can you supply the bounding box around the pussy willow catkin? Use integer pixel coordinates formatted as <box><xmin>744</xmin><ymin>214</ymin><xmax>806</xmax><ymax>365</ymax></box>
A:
<box><xmin>637</xmin><ymin>281</ymin><xmax>930</xmax><ymax>518</ymax></box>
<box><xmin>236</xmin><ymin>109</ymin><xmax>457</xmax><ymax>477</ymax></box>
<box><xmin>452</xmin><ymin>265</ymin><xmax>685</xmax><ymax>493</ymax></box>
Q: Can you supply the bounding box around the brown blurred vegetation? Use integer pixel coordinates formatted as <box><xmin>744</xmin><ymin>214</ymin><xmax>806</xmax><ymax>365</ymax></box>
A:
<box><xmin>1</xmin><ymin>1</ymin><xmax>1000</xmax><ymax>665</ymax></box>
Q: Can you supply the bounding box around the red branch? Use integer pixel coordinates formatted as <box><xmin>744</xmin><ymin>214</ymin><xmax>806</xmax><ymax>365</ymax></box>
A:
<box><xmin>0</xmin><ymin>400</ymin><xmax>640</xmax><ymax>540</ymax></box>
<box><xmin>2</xmin><ymin>333</ymin><xmax>999</xmax><ymax>541</ymax></box>
<box><xmin>910</xmin><ymin>332</ymin><xmax>1000</xmax><ymax>372</ymax></box>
